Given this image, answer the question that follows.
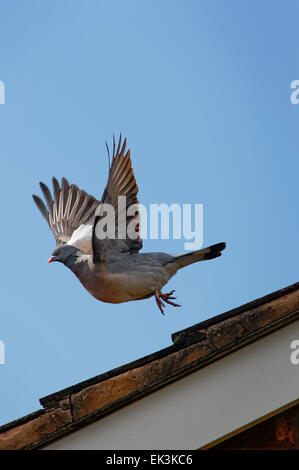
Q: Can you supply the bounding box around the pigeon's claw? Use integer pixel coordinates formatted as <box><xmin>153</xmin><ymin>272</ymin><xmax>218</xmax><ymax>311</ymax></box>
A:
<box><xmin>155</xmin><ymin>290</ymin><xmax>165</xmax><ymax>315</ymax></box>
<box><xmin>154</xmin><ymin>290</ymin><xmax>181</xmax><ymax>315</ymax></box>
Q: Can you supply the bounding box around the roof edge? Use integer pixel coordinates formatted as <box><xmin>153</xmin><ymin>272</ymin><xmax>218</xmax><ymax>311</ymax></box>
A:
<box><xmin>29</xmin><ymin>308</ymin><xmax>299</xmax><ymax>449</ymax></box>
<box><xmin>40</xmin><ymin>281</ymin><xmax>299</xmax><ymax>408</ymax></box>
<box><xmin>0</xmin><ymin>281</ymin><xmax>298</xmax><ymax>450</ymax></box>
<box><xmin>172</xmin><ymin>281</ymin><xmax>299</xmax><ymax>343</ymax></box>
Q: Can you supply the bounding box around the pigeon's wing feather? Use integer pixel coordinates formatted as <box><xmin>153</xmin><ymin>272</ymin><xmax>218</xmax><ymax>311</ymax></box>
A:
<box><xmin>33</xmin><ymin>177</ymin><xmax>99</xmax><ymax>253</ymax></box>
<box><xmin>92</xmin><ymin>135</ymin><xmax>142</xmax><ymax>262</ymax></box>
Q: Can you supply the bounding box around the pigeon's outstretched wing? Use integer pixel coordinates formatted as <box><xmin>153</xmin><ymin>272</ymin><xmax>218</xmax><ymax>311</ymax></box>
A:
<box><xmin>33</xmin><ymin>178</ymin><xmax>99</xmax><ymax>254</ymax></box>
<box><xmin>92</xmin><ymin>135</ymin><xmax>142</xmax><ymax>262</ymax></box>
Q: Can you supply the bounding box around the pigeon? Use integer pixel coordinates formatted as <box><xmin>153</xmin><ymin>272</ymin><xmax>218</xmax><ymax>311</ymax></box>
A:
<box><xmin>33</xmin><ymin>135</ymin><xmax>226</xmax><ymax>314</ymax></box>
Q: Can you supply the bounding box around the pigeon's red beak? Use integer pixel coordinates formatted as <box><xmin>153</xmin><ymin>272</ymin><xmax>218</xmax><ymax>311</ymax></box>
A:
<box><xmin>48</xmin><ymin>257</ymin><xmax>54</xmax><ymax>264</ymax></box>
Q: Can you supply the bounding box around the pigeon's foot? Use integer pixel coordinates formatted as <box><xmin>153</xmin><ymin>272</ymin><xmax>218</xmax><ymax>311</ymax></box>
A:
<box><xmin>154</xmin><ymin>289</ymin><xmax>181</xmax><ymax>315</ymax></box>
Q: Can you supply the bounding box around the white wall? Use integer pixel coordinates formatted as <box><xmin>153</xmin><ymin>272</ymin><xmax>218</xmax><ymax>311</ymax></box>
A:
<box><xmin>46</xmin><ymin>320</ymin><xmax>299</xmax><ymax>449</ymax></box>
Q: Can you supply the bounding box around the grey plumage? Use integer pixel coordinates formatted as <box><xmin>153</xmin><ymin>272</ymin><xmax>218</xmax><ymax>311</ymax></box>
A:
<box><xmin>92</xmin><ymin>135</ymin><xmax>142</xmax><ymax>262</ymax></box>
<box><xmin>33</xmin><ymin>135</ymin><xmax>226</xmax><ymax>314</ymax></box>
<box><xmin>33</xmin><ymin>177</ymin><xmax>99</xmax><ymax>248</ymax></box>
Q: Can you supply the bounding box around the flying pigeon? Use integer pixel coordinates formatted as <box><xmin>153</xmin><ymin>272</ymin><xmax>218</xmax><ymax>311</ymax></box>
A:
<box><xmin>33</xmin><ymin>136</ymin><xmax>226</xmax><ymax>314</ymax></box>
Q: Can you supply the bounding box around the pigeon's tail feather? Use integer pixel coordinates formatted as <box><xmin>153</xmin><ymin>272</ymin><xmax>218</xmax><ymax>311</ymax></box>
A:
<box><xmin>173</xmin><ymin>242</ymin><xmax>226</xmax><ymax>270</ymax></box>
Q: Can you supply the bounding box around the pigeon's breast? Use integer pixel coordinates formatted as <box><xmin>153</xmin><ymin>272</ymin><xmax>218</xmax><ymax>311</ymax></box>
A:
<box><xmin>74</xmin><ymin>259</ymin><xmax>169</xmax><ymax>304</ymax></box>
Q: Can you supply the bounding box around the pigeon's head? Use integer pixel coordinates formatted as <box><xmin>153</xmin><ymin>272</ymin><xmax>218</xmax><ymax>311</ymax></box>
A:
<box><xmin>48</xmin><ymin>245</ymin><xmax>79</xmax><ymax>268</ymax></box>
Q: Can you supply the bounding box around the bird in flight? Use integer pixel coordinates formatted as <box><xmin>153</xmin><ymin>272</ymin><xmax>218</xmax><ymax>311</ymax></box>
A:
<box><xmin>33</xmin><ymin>136</ymin><xmax>226</xmax><ymax>314</ymax></box>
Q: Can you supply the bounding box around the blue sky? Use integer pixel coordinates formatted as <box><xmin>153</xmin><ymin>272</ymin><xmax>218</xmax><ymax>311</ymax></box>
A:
<box><xmin>0</xmin><ymin>0</ymin><xmax>298</xmax><ymax>425</ymax></box>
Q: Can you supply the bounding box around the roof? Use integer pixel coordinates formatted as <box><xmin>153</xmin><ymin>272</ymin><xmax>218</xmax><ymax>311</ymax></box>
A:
<box><xmin>0</xmin><ymin>281</ymin><xmax>298</xmax><ymax>450</ymax></box>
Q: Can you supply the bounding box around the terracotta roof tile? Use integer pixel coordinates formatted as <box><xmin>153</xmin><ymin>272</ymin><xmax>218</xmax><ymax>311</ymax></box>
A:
<box><xmin>0</xmin><ymin>281</ymin><xmax>298</xmax><ymax>450</ymax></box>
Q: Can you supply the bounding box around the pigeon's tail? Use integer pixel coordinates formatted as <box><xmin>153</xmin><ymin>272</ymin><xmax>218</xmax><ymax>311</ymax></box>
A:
<box><xmin>173</xmin><ymin>242</ymin><xmax>226</xmax><ymax>271</ymax></box>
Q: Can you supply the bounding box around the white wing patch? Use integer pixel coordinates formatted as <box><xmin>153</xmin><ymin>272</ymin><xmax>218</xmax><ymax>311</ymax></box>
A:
<box><xmin>67</xmin><ymin>224</ymin><xmax>93</xmax><ymax>254</ymax></box>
